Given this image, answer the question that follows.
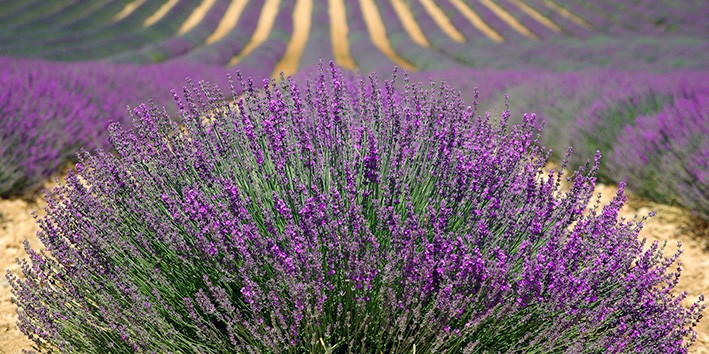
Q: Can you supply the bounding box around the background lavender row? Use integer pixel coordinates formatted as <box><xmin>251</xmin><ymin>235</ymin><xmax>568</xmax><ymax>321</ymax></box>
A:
<box><xmin>109</xmin><ymin>0</ymin><xmax>234</xmax><ymax>64</ymax></box>
<box><xmin>0</xmin><ymin>1</ymin><xmax>193</xmax><ymax>60</ymax></box>
<box><xmin>606</xmin><ymin>92</ymin><xmax>708</xmax><ymax>221</ymax></box>
<box><xmin>1</xmin><ymin>0</ymin><xmax>706</xmax><ymax>69</ymax></box>
<box><xmin>234</xmin><ymin>0</ymin><xmax>296</xmax><ymax>80</ymax></box>
<box><xmin>494</xmin><ymin>70</ymin><xmax>709</xmax><ymax>219</ymax></box>
<box><xmin>180</xmin><ymin>0</ymin><xmax>264</xmax><ymax>66</ymax></box>
<box><xmin>0</xmin><ymin>57</ymin><xmax>245</xmax><ymax>197</ymax></box>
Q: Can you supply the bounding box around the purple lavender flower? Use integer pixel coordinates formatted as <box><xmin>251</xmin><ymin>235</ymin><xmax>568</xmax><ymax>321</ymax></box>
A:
<box><xmin>8</xmin><ymin>64</ymin><xmax>704</xmax><ymax>353</ymax></box>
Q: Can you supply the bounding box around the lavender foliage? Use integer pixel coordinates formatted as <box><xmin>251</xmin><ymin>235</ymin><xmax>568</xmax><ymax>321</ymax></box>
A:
<box><xmin>8</xmin><ymin>65</ymin><xmax>703</xmax><ymax>353</ymax></box>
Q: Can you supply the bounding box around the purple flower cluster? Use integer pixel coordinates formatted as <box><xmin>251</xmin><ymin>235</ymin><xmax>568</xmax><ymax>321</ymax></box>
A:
<box><xmin>0</xmin><ymin>56</ymin><xmax>239</xmax><ymax>197</ymax></box>
<box><xmin>8</xmin><ymin>65</ymin><xmax>703</xmax><ymax>352</ymax></box>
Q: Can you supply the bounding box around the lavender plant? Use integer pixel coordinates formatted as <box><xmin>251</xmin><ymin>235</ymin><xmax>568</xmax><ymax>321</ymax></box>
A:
<box><xmin>0</xmin><ymin>64</ymin><xmax>101</xmax><ymax>196</ymax></box>
<box><xmin>8</xmin><ymin>65</ymin><xmax>704</xmax><ymax>353</ymax></box>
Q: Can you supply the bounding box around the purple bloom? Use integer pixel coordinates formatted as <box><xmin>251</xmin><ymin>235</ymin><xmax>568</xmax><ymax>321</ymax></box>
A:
<box><xmin>7</xmin><ymin>64</ymin><xmax>704</xmax><ymax>353</ymax></box>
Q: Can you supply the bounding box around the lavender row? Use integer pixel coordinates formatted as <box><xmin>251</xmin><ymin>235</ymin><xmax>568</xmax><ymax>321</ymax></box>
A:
<box><xmin>0</xmin><ymin>1</ymin><xmax>210</xmax><ymax>61</ymax></box>
<box><xmin>492</xmin><ymin>0</ymin><xmax>561</xmax><ymax>39</ymax></box>
<box><xmin>0</xmin><ymin>0</ymin><xmax>69</xmax><ymax>31</ymax></box>
<box><xmin>606</xmin><ymin>90</ymin><xmax>709</xmax><ymax>220</ymax></box>
<box><xmin>180</xmin><ymin>0</ymin><xmax>264</xmax><ymax>66</ymax></box>
<box><xmin>448</xmin><ymin>0</ymin><xmax>536</xmax><ymax>42</ymax></box>
<box><xmin>520</xmin><ymin>0</ymin><xmax>596</xmax><ymax>38</ymax></box>
<box><xmin>373</xmin><ymin>0</ymin><xmax>463</xmax><ymax>70</ymax></box>
<box><xmin>559</xmin><ymin>0</ymin><xmax>709</xmax><ymax>36</ymax></box>
<box><xmin>500</xmin><ymin>70</ymin><xmax>709</xmax><ymax>219</ymax></box>
<box><xmin>376</xmin><ymin>1</ymin><xmax>707</xmax><ymax>72</ymax></box>
<box><xmin>0</xmin><ymin>57</ymin><xmax>243</xmax><ymax>197</ymax></box>
<box><xmin>8</xmin><ymin>64</ymin><xmax>703</xmax><ymax>352</ymax></box>
<box><xmin>0</xmin><ymin>1</ymin><xmax>132</xmax><ymax>43</ymax></box>
<box><xmin>0</xmin><ymin>0</ymin><xmax>706</xmax><ymax>70</ymax></box>
<box><xmin>109</xmin><ymin>0</ymin><xmax>233</xmax><ymax>64</ymax></box>
<box><xmin>436</xmin><ymin>34</ymin><xmax>709</xmax><ymax>72</ymax></box>
<box><xmin>299</xmin><ymin>0</ymin><xmax>350</xmax><ymax>70</ymax></box>
<box><xmin>231</xmin><ymin>0</ymin><xmax>295</xmax><ymax>79</ymax></box>
<box><xmin>344</xmin><ymin>0</ymin><xmax>398</xmax><ymax>73</ymax></box>
<box><xmin>39</xmin><ymin>1</ymin><xmax>207</xmax><ymax>62</ymax></box>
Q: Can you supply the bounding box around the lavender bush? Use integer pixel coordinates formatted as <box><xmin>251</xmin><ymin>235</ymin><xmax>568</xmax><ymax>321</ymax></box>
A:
<box><xmin>8</xmin><ymin>65</ymin><xmax>704</xmax><ymax>353</ymax></box>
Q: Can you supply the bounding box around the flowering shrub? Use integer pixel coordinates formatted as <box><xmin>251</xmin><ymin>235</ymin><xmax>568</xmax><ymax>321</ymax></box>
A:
<box><xmin>8</xmin><ymin>65</ymin><xmax>704</xmax><ymax>353</ymax></box>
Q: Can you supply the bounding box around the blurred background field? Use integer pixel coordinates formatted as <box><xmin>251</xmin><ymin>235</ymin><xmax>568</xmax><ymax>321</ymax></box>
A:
<box><xmin>0</xmin><ymin>0</ymin><xmax>707</xmax><ymax>352</ymax></box>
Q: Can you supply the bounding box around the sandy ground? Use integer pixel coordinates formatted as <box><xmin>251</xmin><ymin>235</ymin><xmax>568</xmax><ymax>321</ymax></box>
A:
<box><xmin>0</xmin><ymin>179</ymin><xmax>707</xmax><ymax>353</ymax></box>
<box><xmin>359</xmin><ymin>0</ymin><xmax>416</xmax><ymax>71</ymax></box>
<box><xmin>272</xmin><ymin>0</ymin><xmax>313</xmax><ymax>77</ymax></box>
<box><xmin>0</xmin><ymin>197</ymin><xmax>44</xmax><ymax>353</ymax></box>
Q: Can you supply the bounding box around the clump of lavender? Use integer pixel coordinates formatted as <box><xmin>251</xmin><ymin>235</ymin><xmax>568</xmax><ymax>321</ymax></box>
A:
<box><xmin>8</xmin><ymin>64</ymin><xmax>704</xmax><ymax>353</ymax></box>
<box><xmin>0</xmin><ymin>67</ymin><xmax>101</xmax><ymax>196</ymax></box>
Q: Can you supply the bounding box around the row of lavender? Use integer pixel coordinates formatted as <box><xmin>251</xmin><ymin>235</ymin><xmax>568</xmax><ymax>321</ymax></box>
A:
<box><xmin>0</xmin><ymin>57</ymin><xmax>245</xmax><ymax>197</ymax></box>
<box><xmin>9</xmin><ymin>64</ymin><xmax>704</xmax><ymax>353</ymax></box>
<box><xmin>0</xmin><ymin>0</ymin><xmax>205</xmax><ymax>61</ymax></box>
<box><xmin>0</xmin><ymin>0</ymin><xmax>707</xmax><ymax>71</ymax></box>
<box><xmin>125</xmin><ymin>0</ymin><xmax>709</xmax><ymax>73</ymax></box>
<box><xmin>144</xmin><ymin>0</ymin><xmax>709</xmax><ymax>73</ymax></box>
<box><xmin>505</xmin><ymin>71</ymin><xmax>708</xmax><ymax>220</ymax></box>
<box><xmin>544</xmin><ymin>0</ymin><xmax>709</xmax><ymax>37</ymax></box>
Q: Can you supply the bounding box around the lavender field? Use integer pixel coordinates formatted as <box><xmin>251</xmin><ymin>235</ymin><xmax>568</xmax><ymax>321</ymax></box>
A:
<box><xmin>0</xmin><ymin>1</ymin><xmax>707</xmax><ymax>353</ymax></box>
